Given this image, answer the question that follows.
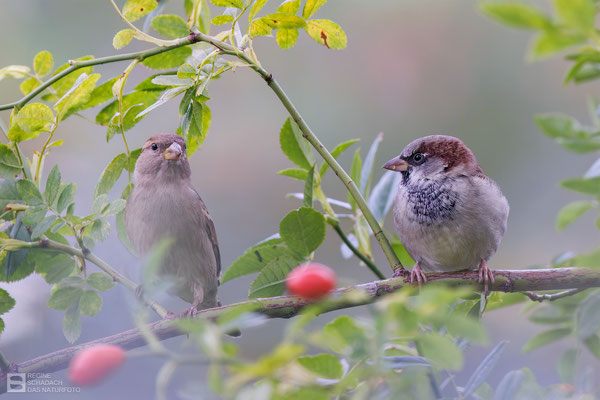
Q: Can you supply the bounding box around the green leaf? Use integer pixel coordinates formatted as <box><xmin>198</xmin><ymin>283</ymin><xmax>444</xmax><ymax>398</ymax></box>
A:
<box><xmin>418</xmin><ymin>333</ymin><xmax>464</xmax><ymax>371</ymax></box>
<box><xmin>31</xmin><ymin>215</ymin><xmax>57</xmax><ymax>239</ymax></box>
<box><xmin>83</xmin><ymin>77</ymin><xmax>119</xmax><ymax>109</ymax></box>
<box><xmin>33</xmin><ymin>51</ymin><xmax>53</xmax><ymax>77</ymax></box>
<box><xmin>47</xmin><ymin>286</ymin><xmax>83</xmax><ymax>310</ymax></box>
<box><xmin>0</xmin><ymin>179</ymin><xmax>21</xmax><ymax>209</ymax></box>
<box><xmin>16</xmin><ymin>179</ymin><xmax>43</xmax><ymax>205</ymax></box>
<box><xmin>535</xmin><ymin>113</ymin><xmax>579</xmax><ymax>139</ymax></box>
<box><xmin>522</xmin><ymin>328</ymin><xmax>571</xmax><ymax>352</ymax></box>
<box><xmin>360</xmin><ymin>133</ymin><xmax>383</xmax><ymax>196</ymax></box>
<box><xmin>560</xmin><ymin>177</ymin><xmax>600</xmax><ymax>196</ymax></box>
<box><xmin>80</xmin><ymin>290</ymin><xmax>102</xmax><ymax>316</ymax></box>
<box><xmin>0</xmin><ymin>144</ymin><xmax>21</xmax><ymax>179</ymax></box>
<box><xmin>297</xmin><ymin>354</ymin><xmax>343</xmax><ymax>379</ymax></box>
<box><xmin>222</xmin><ymin>238</ymin><xmax>292</xmax><ymax>283</ymax></box>
<box><xmin>556</xmin><ymin>137</ymin><xmax>600</xmax><ymax>153</ymax></box>
<box><xmin>0</xmin><ymin>288</ymin><xmax>15</xmax><ymax>315</ymax></box>
<box><xmin>142</xmin><ymin>46</ymin><xmax>192</xmax><ymax>70</ymax></box>
<box><xmin>321</xmin><ymin>315</ymin><xmax>367</xmax><ymax>358</ymax></box>
<box><xmin>19</xmin><ymin>78</ymin><xmax>40</xmax><ymax>95</ymax></box>
<box><xmin>211</xmin><ymin>15</ymin><xmax>234</xmax><ymax>25</ymax></box>
<box><xmin>368</xmin><ymin>170</ymin><xmax>401</xmax><ymax>222</ymax></box>
<box><xmin>347</xmin><ymin>148</ymin><xmax>362</xmax><ymax>210</ymax></box>
<box><xmin>495</xmin><ymin>370</ymin><xmax>525</xmax><ymax>400</ymax></box>
<box><xmin>276</xmin><ymin>28</ymin><xmax>299</xmax><ymax>49</ymax></box>
<box><xmin>554</xmin><ymin>0</ymin><xmax>595</xmax><ymax>33</ymax></box>
<box><xmin>303</xmin><ymin>165</ymin><xmax>314</xmax><ymax>208</ymax></box>
<box><xmin>87</xmin><ymin>272</ymin><xmax>115</xmax><ymax>291</ymax></box>
<box><xmin>117</xmin><ymin>183</ymin><xmax>136</xmax><ymax>254</ymax></box>
<box><xmin>113</xmin><ymin>29</ymin><xmax>136</xmax><ymax>49</ymax></box>
<box><xmin>35</xmin><ymin>253</ymin><xmax>76</xmax><ymax>284</ymax></box>
<box><xmin>51</xmin><ymin>56</ymin><xmax>94</xmax><ymax>97</ymax></box>
<box><xmin>210</xmin><ymin>0</ymin><xmax>243</xmax><ymax>9</ymax></box>
<box><xmin>56</xmin><ymin>183</ymin><xmax>76</xmax><ymax>213</ymax></box>
<box><xmin>260</xmin><ymin>13</ymin><xmax>306</xmax><ymax>29</ymax></box>
<box><xmin>96</xmin><ymin>90</ymin><xmax>161</xmax><ymax>126</ymax></box>
<box><xmin>249</xmin><ymin>0</ymin><xmax>269</xmax><ymax>21</ymax></box>
<box><xmin>54</xmin><ymin>73</ymin><xmax>100</xmax><ymax>120</ymax></box>
<box><xmin>122</xmin><ymin>0</ymin><xmax>157</xmax><ymax>22</ymax></box>
<box><xmin>152</xmin><ymin>14</ymin><xmax>189</xmax><ymax>39</ymax></box>
<box><xmin>280</xmin><ymin>118</ymin><xmax>314</xmax><ymax>170</ymax></box>
<box><xmin>305</xmin><ymin>19</ymin><xmax>347</xmax><ymax>49</ymax></box>
<box><xmin>22</xmin><ymin>206</ymin><xmax>46</xmax><ymax>226</ymax></box>
<box><xmin>248</xmin><ymin>253</ymin><xmax>302</xmax><ymax>298</ymax></box>
<box><xmin>576</xmin><ymin>290</ymin><xmax>600</xmax><ymax>338</ymax></box>
<box><xmin>584</xmin><ymin>334</ymin><xmax>600</xmax><ymax>358</ymax></box>
<box><xmin>390</xmin><ymin>238</ymin><xmax>415</xmax><ymax>266</ymax></box>
<box><xmin>302</xmin><ymin>0</ymin><xmax>327</xmax><ymax>19</ymax></box>
<box><xmin>15</xmin><ymin>103</ymin><xmax>54</xmax><ymax>135</ymax></box>
<box><xmin>556</xmin><ymin>200</ymin><xmax>593</xmax><ymax>230</ymax></box>
<box><xmin>44</xmin><ymin>165</ymin><xmax>61</xmax><ymax>207</ymax></box>
<box><xmin>63</xmin><ymin>302</ymin><xmax>81</xmax><ymax>344</ymax></box>
<box><xmin>102</xmin><ymin>199</ymin><xmax>126</xmax><ymax>217</ymax></box>
<box><xmin>319</xmin><ymin>138</ymin><xmax>359</xmax><ymax>176</ymax></box>
<box><xmin>181</xmin><ymin>100</ymin><xmax>211</xmax><ymax>156</ymax></box>
<box><xmin>279</xmin><ymin>207</ymin><xmax>326</xmax><ymax>256</ymax></box>
<box><xmin>95</xmin><ymin>153</ymin><xmax>128</xmax><ymax>197</ymax></box>
<box><xmin>479</xmin><ymin>3</ymin><xmax>552</xmax><ymax>30</ymax></box>
<box><xmin>137</xmin><ymin>86</ymin><xmax>189</xmax><ymax>118</ymax></box>
<box><xmin>557</xmin><ymin>348</ymin><xmax>577</xmax><ymax>384</ymax></box>
<box><xmin>531</xmin><ymin>29</ymin><xmax>586</xmax><ymax>59</ymax></box>
<box><xmin>250</xmin><ymin>18</ymin><xmax>273</xmax><ymax>37</ymax></box>
<box><xmin>277</xmin><ymin>168</ymin><xmax>307</xmax><ymax>181</ymax></box>
<box><xmin>278</xmin><ymin>0</ymin><xmax>300</xmax><ymax>13</ymax></box>
<box><xmin>463</xmin><ymin>341</ymin><xmax>508</xmax><ymax>398</ymax></box>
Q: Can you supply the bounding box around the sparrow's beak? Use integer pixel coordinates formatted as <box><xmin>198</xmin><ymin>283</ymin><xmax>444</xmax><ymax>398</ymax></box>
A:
<box><xmin>382</xmin><ymin>157</ymin><xmax>408</xmax><ymax>172</ymax></box>
<box><xmin>164</xmin><ymin>142</ymin><xmax>182</xmax><ymax>160</ymax></box>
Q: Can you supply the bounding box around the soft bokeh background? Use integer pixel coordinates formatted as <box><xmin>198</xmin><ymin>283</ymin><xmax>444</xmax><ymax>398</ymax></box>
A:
<box><xmin>1</xmin><ymin>0</ymin><xmax>598</xmax><ymax>398</ymax></box>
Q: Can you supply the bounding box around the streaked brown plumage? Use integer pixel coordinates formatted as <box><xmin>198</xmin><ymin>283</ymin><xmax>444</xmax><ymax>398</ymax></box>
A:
<box><xmin>125</xmin><ymin>133</ymin><xmax>220</xmax><ymax>312</ymax></box>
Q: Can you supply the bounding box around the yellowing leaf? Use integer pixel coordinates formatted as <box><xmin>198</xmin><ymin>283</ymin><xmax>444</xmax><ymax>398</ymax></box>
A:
<box><xmin>33</xmin><ymin>51</ymin><xmax>53</xmax><ymax>77</ymax></box>
<box><xmin>122</xmin><ymin>0</ymin><xmax>157</xmax><ymax>22</ymax></box>
<box><xmin>305</xmin><ymin>19</ymin><xmax>347</xmax><ymax>49</ymax></box>
<box><xmin>113</xmin><ymin>29</ymin><xmax>136</xmax><ymax>49</ymax></box>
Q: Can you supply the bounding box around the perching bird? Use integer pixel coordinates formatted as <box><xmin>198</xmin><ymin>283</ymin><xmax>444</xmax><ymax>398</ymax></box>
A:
<box><xmin>125</xmin><ymin>133</ymin><xmax>220</xmax><ymax>314</ymax></box>
<box><xmin>383</xmin><ymin>135</ymin><xmax>508</xmax><ymax>293</ymax></box>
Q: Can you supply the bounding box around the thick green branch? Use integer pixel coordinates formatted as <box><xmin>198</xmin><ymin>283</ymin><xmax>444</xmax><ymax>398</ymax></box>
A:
<box><xmin>32</xmin><ymin>239</ymin><xmax>168</xmax><ymax>318</ymax></box>
<box><xmin>1</xmin><ymin>266</ymin><xmax>598</xmax><ymax>393</ymax></box>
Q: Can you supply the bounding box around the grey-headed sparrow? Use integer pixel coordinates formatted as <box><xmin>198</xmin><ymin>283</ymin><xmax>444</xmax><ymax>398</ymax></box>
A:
<box><xmin>125</xmin><ymin>134</ymin><xmax>220</xmax><ymax>313</ymax></box>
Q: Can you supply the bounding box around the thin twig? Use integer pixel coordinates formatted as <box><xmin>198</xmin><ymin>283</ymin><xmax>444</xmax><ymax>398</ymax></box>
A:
<box><xmin>524</xmin><ymin>288</ymin><xmax>586</xmax><ymax>302</ymax></box>
<box><xmin>28</xmin><ymin>239</ymin><xmax>169</xmax><ymax>318</ymax></box>
<box><xmin>327</xmin><ymin>217</ymin><xmax>385</xmax><ymax>279</ymax></box>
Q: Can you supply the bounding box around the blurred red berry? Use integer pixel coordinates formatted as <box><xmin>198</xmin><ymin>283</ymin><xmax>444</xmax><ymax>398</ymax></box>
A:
<box><xmin>286</xmin><ymin>263</ymin><xmax>336</xmax><ymax>299</ymax></box>
<box><xmin>68</xmin><ymin>344</ymin><xmax>125</xmax><ymax>386</ymax></box>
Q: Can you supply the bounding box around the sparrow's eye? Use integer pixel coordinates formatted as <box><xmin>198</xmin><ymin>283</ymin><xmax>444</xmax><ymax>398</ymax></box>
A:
<box><xmin>151</xmin><ymin>143</ymin><xmax>158</xmax><ymax>151</ymax></box>
<box><xmin>412</xmin><ymin>152</ymin><xmax>425</xmax><ymax>165</ymax></box>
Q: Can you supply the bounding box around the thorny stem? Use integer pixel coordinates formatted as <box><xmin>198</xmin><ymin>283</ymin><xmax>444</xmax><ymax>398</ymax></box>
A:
<box><xmin>327</xmin><ymin>217</ymin><xmax>385</xmax><ymax>279</ymax></box>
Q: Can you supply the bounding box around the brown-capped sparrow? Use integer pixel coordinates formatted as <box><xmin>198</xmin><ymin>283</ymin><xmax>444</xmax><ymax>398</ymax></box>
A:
<box><xmin>383</xmin><ymin>135</ymin><xmax>509</xmax><ymax>293</ymax></box>
<box><xmin>125</xmin><ymin>134</ymin><xmax>220</xmax><ymax>314</ymax></box>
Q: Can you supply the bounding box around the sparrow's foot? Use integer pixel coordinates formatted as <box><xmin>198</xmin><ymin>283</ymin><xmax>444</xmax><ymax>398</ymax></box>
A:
<box><xmin>165</xmin><ymin>311</ymin><xmax>178</xmax><ymax>319</ymax></box>
<box><xmin>478</xmin><ymin>259</ymin><xmax>495</xmax><ymax>295</ymax></box>
<box><xmin>409</xmin><ymin>262</ymin><xmax>427</xmax><ymax>289</ymax></box>
<box><xmin>182</xmin><ymin>305</ymin><xmax>197</xmax><ymax>318</ymax></box>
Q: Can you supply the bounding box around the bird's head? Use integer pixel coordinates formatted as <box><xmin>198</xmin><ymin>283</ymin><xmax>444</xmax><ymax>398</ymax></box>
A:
<box><xmin>382</xmin><ymin>135</ymin><xmax>483</xmax><ymax>183</ymax></box>
<box><xmin>134</xmin><ymin>133</ymin><xmax>191</xmax><ymax>185</ymax></box>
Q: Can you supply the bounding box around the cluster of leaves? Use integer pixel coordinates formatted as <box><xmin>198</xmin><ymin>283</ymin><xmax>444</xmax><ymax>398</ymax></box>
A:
<box><xmin>137</xmin><ymin>286</ymin><xmax>589</xmax><ymax>399</ymax></box>
<box><xmin>481</xmin><ymin>0</ymin><xmax>600</xmax><ymax>393</ymax></box>
<box><xmin>0</xmin><ymin>0</ymin><xmax>347</xmax><ymax>343</ymax></box>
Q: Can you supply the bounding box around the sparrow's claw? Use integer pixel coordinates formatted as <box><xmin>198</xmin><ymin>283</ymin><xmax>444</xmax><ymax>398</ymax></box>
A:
<box><xmin>409</xmin><ymin>262</ymin><xmax>427</xmax><ymax>289</ymax></box>
<box><xmin>477</xmin><ymin>259</ymin><xmax>495</xmax><ymax>295</ymax></box>
<box><xmin>182</xmin><ymin>305</ymin><xmax>197</xmax><ymax>318</ymax></box>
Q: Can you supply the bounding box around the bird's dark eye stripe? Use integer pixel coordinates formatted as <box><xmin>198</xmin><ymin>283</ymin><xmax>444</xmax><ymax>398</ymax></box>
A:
<box><xmin>151</xmin><ymin>143</ymin><xmax>158</xmax><ymax>151</ymax></box>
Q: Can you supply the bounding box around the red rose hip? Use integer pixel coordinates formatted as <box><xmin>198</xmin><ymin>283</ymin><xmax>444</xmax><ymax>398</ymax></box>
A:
<box><xmin>286</xmin><ymin>263</ymin><xmax>336</xmax><ymax>299</ymax></box>
<box><xmin>69</xmin><ymin>344</ymin><xmax>125</xmax><ymax>386</ymax></box>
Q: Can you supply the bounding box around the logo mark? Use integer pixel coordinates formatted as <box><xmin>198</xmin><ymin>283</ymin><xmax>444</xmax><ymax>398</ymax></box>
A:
<box><xmin>7</xmin><ymin>373</ymin><xmax>26</xmax><ymax>393</ymax></box>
